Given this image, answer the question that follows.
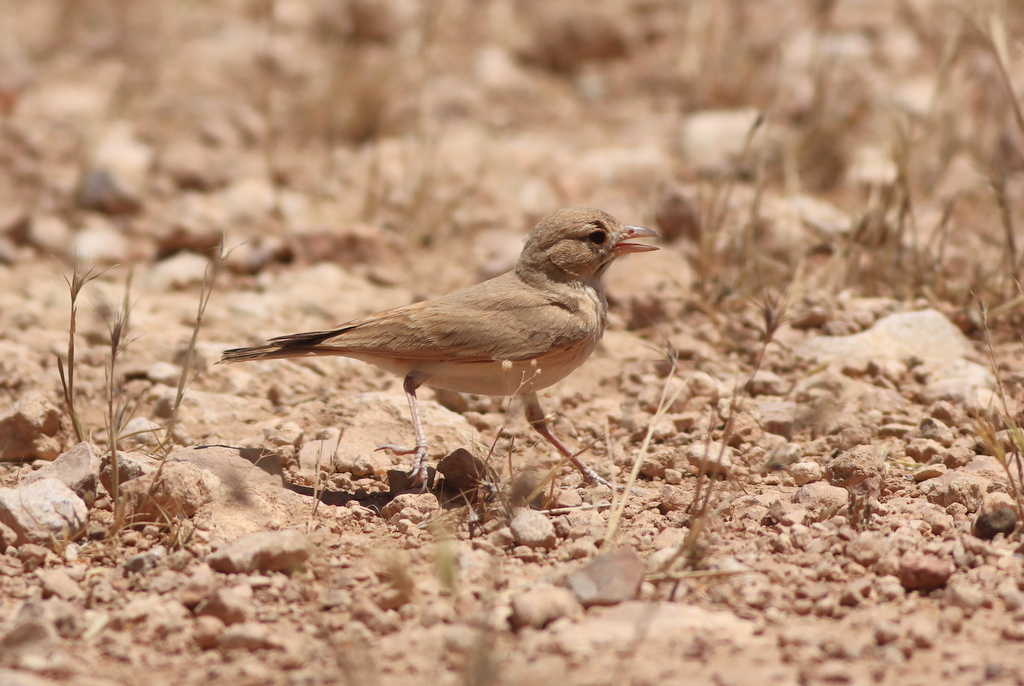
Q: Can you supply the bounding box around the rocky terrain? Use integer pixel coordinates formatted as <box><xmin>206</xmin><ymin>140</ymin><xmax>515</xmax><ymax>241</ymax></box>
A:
<box><xmin>2</xmin><ymin>1</ymin><xmax>1024</xmax><ymax>685</ymax></box>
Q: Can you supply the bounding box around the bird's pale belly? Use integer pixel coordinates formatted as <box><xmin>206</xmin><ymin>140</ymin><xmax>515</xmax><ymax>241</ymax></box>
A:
<box><xmin>348</xmin><ymin>337</ymin><xmax>600</xmax><ymax>397</ymax></box>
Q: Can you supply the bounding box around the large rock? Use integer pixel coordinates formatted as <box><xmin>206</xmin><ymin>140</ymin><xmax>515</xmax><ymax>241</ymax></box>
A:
<box><xmin>918</xmin><ymin>470</ymin><xmax>989</xmax><ymax>512</ymax></box>
<box><xmin>168</xmin><ymin>446</ymin><xmax>309</xmax><ymax>542</ymax></box>
<box><xmin>0</xmin><ymin>389</ymin><xmax>62</xmax><ymax>462</ymax></box>
<box><xmin>22</xmin><ymin>442</ymin><xmax>100</xmax><ymax>504</ymax></box>
<box><xmin>797</xmin><ymin>309</ymin><xmax>973</xmax><ymax>367</ymax></box>
<box><xmin>0</xmin><ymin>479</ymin><xmax>87</xmax><ymax>547</ymax></box>
<box><xmin>207</xmin><ymin>530</ymin><xmax>311</xmax><ymax>574</ymax></box>
<box><xmin>330</xmin><ymin>393</ymin><xmax>476</xmax><ymax>477</ymax></box>
<box><xmin>119</xmin><ymin>461</ymin><xmax>219</xmax><ymax>524</ymax></box>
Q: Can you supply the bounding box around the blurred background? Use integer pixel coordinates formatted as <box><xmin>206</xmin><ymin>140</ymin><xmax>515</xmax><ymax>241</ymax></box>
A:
<box><xmin>1</xmin><ymin>0</ymin><xmax>1023</xmax><ymax>316</ymax></box>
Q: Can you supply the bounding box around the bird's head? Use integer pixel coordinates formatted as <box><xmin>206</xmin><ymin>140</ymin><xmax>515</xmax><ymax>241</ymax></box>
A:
<box><xmin>517</xmin><ymin>207</ymin><xmax>659</xmax><ymax>282</ymax></box>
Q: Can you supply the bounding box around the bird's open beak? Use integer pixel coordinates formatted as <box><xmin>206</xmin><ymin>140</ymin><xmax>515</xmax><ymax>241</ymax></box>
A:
<box><xmin>613</xmin><ymin>225</ymin><xmax>660</xmax><ymax>256</ymax></box>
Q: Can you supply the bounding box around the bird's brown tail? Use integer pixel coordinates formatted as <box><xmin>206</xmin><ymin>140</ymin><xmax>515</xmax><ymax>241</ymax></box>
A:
<box><xmin>219</xmin><ymin>329</ymin><xmax>343</xmax><ymax>364</ymax></box>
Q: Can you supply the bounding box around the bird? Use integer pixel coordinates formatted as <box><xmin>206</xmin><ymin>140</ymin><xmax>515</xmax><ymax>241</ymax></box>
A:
<box><xmin>220</xmin><ymin>207</ymin><xmax>658</xmax><ymax>488</ymax></box>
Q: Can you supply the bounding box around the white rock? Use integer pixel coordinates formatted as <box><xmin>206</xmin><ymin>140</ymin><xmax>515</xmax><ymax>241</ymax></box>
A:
<box><xmin>797</xmin><ymin>309</ymin><xmax>970</xmax><ymax>366</ymax></box>
<box><xmin>0</xmin><ymin>479</ymin><xmax>88</xmax><ymax>547</ymax></box>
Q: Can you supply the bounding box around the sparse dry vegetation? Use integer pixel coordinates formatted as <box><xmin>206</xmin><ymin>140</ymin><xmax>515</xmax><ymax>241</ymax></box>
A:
<box><xmin>2</xmin><ymin>1</ymin><xmax>1024</xmax><ymax>685</ymax></box>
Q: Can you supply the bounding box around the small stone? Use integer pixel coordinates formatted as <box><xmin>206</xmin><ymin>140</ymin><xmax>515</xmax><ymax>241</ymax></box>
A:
<box><xmin>747</xmin><ymin>370</ymin><xmax>791</xmax><ymax>396</ymax></box>
<box><xmin>207</xmin><ymin>530</ymin><xmax>311</xmax><ymax>575</ymax></box>
<box><xmin>768</xmin><ymin>500</ymin><xmax>807</xmax><ymax>526</ymax></box>
<box><xmin>72</xmin><ymin>216</ymin><xmax>130</xmax><ymax>265</ymax></box>
<box><xmin>380</xmin><ymin>493</ymin><xmax>440</xmax><ymax>525</ymax></box>
<box><xmin>220</xmin><ymin>622</ymin><xmax>275</xmax><ymax>651</ymax></box>
<box><xmin>146</xmin><ymin>251</ymin><xmax>211</xmax><ymax>291</ymax></box>
<box><xmin>178</xmin><ymin>564</ymin><xmax>217</xmax><ymax>608</ymax></box>
<box><xmin>120</xmin><ymin>417</ymin><xmax>164</xmax><ymax>447</ymax></box>
<box><xmin>509</xmin><ymin>509</ymin><xmax>556</xmax><ymax>549</ymax></box>
<box><xmin>0</xmin><ymin>479</ymin><xmax>87</xmax><ymax>547</ymax></box>
<box><xmin>195</xmin><ymin>584</ymin><xmax>254</xmax><ymax>625</ymax></box>
<box><xmin>192</xmin><ymin>615</ymin><xmax>224</xmax><ymax>649</ymax></box>
<box><xmin>79</xmin><ymin>122</ymin><xmax>152</xmax><ymax>214</ymax></box>
<box><xmin>792</xmin><ymin>482</ymin><xmax>848</xmax><ymax>521</ymax></box>
<box><xmin>974</xmin><ymin>508</ymin><xmax>1017</xmax><ymax>540</ymax></box>
<box><xmin>899</xmin><ymin>552</ymin><xmax>953</xmax><ymax>592</ymax></box>
<box><xmin>267</xmin><ymin>421</ymin><xmax>304</xmax><ymax>448</ymax></box>
<box><xmin>680</xmin><ymin>108</ymin><xmax>763</xmax><ymax>171</ymax></box>
<box><xmin>21</xmin><ymin>442</ymin><xmax>100</xmax><ymax>504</ymax></box>
<box><xmin>906</xmin><ymin>616</ymin><xmax>938</xmax><ymax>648</ymax></box>
<box><xmin>873</xmin><ymin>620</ymin><xmax>900</xmax><ymax>645</ymax></box>
<box><xmin>913</xmin><ymin>464</ymin><xmax>947</xmax><ymax>482</ymax></box>
<box><xmin>0</xmin><ymin>389</ymin><xmax>62</xmax><ymax>462</ymax></box>
<box><xmin>685</xmin><ymin>440</ymin><xmax>735</xmax><ymax>477</ymax></box>
<box><xmin>845</xmin><ymin>533</ymin><xmax>885</xmax><ymax>567</ymax></box>
<box><xmin>789</xmin><ymin>461</ymin><xmax>823</xmax><ymax>486</ymax></box>
<box><xmin>119</xmin><ymin>460</ymin><xmax>219</xmax><ymax>523</ymax></box>
<box><xmin>565</xmin><ymin>548</ymin><xmax>644</xmax><ymax>608</ymax></box>
<box><xmin>510</xmin><ymin>582</ymin><xmax>582</xmax><ymax>629</ymax></box>
<box><xmin>147</xmin><ymin>361</ymin><xmax>182</xmax><ymax>386</ymax></box>
<box><xmin>37</xmin><ymin>568</ymin><xmax>83</xmax><ymax>600</ymax></box>
<box><xmin>653</xmin><ymin>186</ymin><xmax>700</xmax><ymax>243</ymax></box>
<box><xmin>825</xmin><ymin>445</ymin><xmax>886</xmax><ymax>488</ymax></box>
<box><xmin>919</xmin><ymin>417</ymin><xmax>955</xmax><ymax>447</ymax></box>
<box><xmin>659</xmin><ymin>485</ymin><xmax>693</xmax><ymax>512</ymax></box>
<box><xmin>905</xmin><ymin>438</ymin><xmax>944</xmax><ymax>463</ymax></box>
<box><xmin>437</xmin><ymin>448</ymin><xmax>492</xmax><ymax>494</ymax></box>
<box><xmin>918</xmin><ymin>471</ymin><xmax>988</xmax><ymax>511</ymax></box>
<box><xmin>946</xmin><ymin>583</ymin><xmax>986</xmax><ymax>614</ymax></box>
<box><xmin>99</xmin><ymin>450</ymin><xmax>159</xmax><ymax>495</ymax></box>
<box><xmin>757</xmin><ymin>401</ymin><xmax>798</xmax><ymax>438</ymax></box>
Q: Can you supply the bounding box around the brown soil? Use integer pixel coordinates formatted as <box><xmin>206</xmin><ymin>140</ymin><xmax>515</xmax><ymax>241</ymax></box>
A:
<box><xmin>3</xmin><ymin>2</ymin><xmax>1024</xmax><ymax>685</ymax></box>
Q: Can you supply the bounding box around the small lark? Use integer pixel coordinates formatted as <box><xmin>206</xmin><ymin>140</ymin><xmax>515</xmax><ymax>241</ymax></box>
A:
<box><xmin>221</xmin><ymin>208</ymin><xmax>658</xmax><ymax>487</ymax></box>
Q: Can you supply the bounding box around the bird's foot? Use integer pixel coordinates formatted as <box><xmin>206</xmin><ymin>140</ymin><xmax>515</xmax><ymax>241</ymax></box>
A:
<box><xmin>377</xmin><ymin>444</ymin><xmax>431</xmax><ymax>492</ymax></box>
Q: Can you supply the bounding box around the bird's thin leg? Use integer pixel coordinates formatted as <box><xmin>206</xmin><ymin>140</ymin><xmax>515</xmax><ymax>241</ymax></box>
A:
<box><xmin>523</xmin><ymin>391</ymin><xmax>612</xmax><ymax>489</ymax></box>
<box><xmin>377</xmin><ymin>373</ymin><xmax>430</xmax><ymax>486</ymax></box>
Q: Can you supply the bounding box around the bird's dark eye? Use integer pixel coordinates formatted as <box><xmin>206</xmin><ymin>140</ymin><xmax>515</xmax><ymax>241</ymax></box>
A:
<box><xmin>587</xmin><ymin>229</ymin><xmax>607</xmax><ymax>245</ymax></box>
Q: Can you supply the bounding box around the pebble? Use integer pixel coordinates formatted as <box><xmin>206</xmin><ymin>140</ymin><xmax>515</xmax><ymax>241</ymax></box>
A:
<box><xmin>565</xmin><ymin>548</ymin><xmax>644</xmax><ymax>608</ymax></box>
<box><xmin>192</xmin><ymin>615</ymin><xmax>225</xmax><ymax>649</ymax></box>
<box><xmin>195</xmin><ymin>584</ymin><xmax>254</xmax><ymax>625</ymax></box>
<box><xmin>973</xmin><ymin>508</ymin><xmax>1017</xmax><ymax>540</ymax></box>
<box><xmin>220</xmin><ymin>621</ymin><xmax>275</xmax><ymax>651</ymax></box>
<box><xmin>913</xmin><ymin>464</ymin><xmax>947</xmax><ymax>482</ymax></box>
<box><xmin>0</xmin><ymin>389</ymin><xmax>62</xmax><ymax>462</ymax></box>
<box><xmin>380</xmin><ymin>493</ymin><xmax>440</xmax><ymax>525</ymax></box>
<box><xmin>0</xmin><ymin>479</ymin><xmax>88</xmax><ymax>547</ymax></box>
<box><xmin>509</xmin><ymin>582</ymin><xmax>582</xmax><ymax>629</ymax></box>
<box><xmin>510</xmin><ymin>509</ymin><xmax>556</xmax><ymax>550</ymax></box>
<box><xmin>37</xmin><ymin>568</ymin><xmax>83</xmax><ymax>601</ymax></box>
<box><xmin>685</xmin><ymin>440</ymin><xmax>736</xmax><ymax>478</ymax></box>
<box><xmin>789</xmin><ymin>461</ymin><xmax>823</xmax><ymax>486</ymax></box>
<box><xmin>898</xmin><ymin>552</ymin><xmax>954</xmax><ymax>592</ymax></box>
<box><xmin>119</xmin><ymin>460</ymin><xmax>219</xmax><ymax>522</ymax></box>
<box><xmin>792</xmin><ymin>482</ymin><xmax>848</xmax><ymax>521</ymax></box>
<box><xmin>207</xmin><ymin>530</ymin><xmax>311</xmax><ymax>575</ymax></box>
<box><xmin>71</xmin><ymin>216</ymin><xmax>131</xmax><ymax>265</ymax></box>
<box><xmin>437</xmin><ymin>448</ymin><xmax>492</xmax><ymax>494</ymax></box>
<box><xmin>825</xmin><ymin>445</ymin><xmax>886</xmax><ymax>488</ymax></box>
<box><xmin>21</xmin><ymin>442</ymin><xmax>100</xmax><ymax>503</ymax></box>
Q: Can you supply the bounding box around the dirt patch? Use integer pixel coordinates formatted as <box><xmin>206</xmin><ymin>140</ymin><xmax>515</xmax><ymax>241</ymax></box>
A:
<box><xmin>3</xmin><ymin>1</ymin><xmax>1024</xmax><ymax>685</ymax></box>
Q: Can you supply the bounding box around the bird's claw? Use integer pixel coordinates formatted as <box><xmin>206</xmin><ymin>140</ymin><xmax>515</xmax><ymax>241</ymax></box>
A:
<box><xmin>378</xmin><ymin>444</ymin><xmax>431</xmax><ymax>492</ymax></box>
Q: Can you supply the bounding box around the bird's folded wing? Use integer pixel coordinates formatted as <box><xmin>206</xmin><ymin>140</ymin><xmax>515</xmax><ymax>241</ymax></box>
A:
<box><xmin>269</xmin><ymin>273</ymin><xmax>594</xmax><ymax>363</ymax></box>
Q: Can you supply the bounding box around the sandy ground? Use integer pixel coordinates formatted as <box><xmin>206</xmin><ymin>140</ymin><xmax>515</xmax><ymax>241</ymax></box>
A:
<box><xmin>3</xmin><ymin>1</ymin><xmax>1024</xmax><ymax>685</ymax></box>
